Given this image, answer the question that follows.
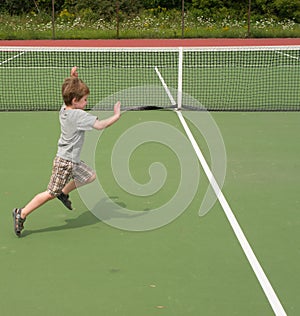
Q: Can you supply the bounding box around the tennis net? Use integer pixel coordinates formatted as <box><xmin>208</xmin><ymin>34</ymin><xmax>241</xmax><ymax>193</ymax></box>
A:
<box><xmin>0</xmin><ymin>46</ymin><xmax>299</xmax><ymax>111</ymax></box>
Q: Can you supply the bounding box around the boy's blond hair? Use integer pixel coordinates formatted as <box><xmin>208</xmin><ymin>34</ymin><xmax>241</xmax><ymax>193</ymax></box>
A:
<box><xmin>62</xmin><ymin>77</ymin><xmax>90</xmax><ymax>106</ymax></box>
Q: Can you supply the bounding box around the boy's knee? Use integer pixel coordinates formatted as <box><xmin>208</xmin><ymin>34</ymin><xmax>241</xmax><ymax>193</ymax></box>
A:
<box><xmin>74</xmin><ymin>173</ymin><xmax>96</xmax><ymax>187</ymax></box>
<box><xmin>88</xmin><ymin>173</ymin><xmax>96</xmax><ymax>183</ymax></box>
<box><xmin>47</xmin><ymin>192</ymin><xmax>56</xmax><ymax>200</ymax></box>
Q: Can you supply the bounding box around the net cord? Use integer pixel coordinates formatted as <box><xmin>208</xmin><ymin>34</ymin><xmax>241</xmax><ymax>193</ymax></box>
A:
<box><xmin>1</xmin><ymin>46</ymin><xmax>300</xmax><ymax>52</ymax></box>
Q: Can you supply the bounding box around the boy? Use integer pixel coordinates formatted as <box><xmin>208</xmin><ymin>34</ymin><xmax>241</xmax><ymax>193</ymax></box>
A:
<box><xmin>13</xmin><ymin>67</ymin><xmax>121</xmax><ymax>237</ymax></box>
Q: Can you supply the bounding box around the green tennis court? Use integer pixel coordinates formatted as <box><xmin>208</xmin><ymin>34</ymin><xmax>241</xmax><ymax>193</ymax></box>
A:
<box><xmin>1</xmin><ymin>44</ymin><xmax>299</xmax><ymax>315</ymax></box>
<box><xmin>0</xmin><ymin>110</ymin><xmax>299</xmax><ymax>315</ymax></box>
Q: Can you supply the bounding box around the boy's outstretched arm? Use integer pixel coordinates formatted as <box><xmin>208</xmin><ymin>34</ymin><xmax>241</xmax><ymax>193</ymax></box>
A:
<box><xmin>93</xmin><ymin>101</ymin><xmax>121</xmax><ymax>130</ymax></box>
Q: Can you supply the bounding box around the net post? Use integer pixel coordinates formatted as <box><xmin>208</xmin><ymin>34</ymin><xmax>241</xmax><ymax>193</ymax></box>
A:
<box><xmin>177</xmin><ymin>47</ymin><xmax>183</xmax><ymax>110</ymax></box>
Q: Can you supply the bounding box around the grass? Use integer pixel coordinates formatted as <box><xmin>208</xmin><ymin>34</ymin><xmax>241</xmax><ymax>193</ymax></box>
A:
<box><xmin>0</xmin><ymin>10</ymin><xmax>300</xmax><ymax>39</ymax></box>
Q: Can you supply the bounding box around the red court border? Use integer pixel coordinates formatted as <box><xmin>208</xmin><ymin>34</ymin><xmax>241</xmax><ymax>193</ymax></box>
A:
<box><xmin>1</xmin><ymin>38</ymin><xmax>300</xmax><ymax>47</ymax></box>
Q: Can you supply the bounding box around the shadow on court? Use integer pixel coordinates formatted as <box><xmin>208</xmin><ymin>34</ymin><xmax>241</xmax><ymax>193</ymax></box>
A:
<box><xmin>18</xmin><ymin>194</ymin><xmax>173</xmax><ymax>237</ymax></box>
<box><xmin>22</xmin><ymin>210</ymin><xmax>100</xmax><ymax>237</ymax></box>
<box><xmin>21</xmin><ymin>196</ymin><xmax>139</xmax><ymax>237</ymax></box>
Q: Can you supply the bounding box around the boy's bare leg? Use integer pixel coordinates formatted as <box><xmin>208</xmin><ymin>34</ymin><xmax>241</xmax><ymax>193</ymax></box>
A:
<box><xmin>21</xmin><ymin>191</ymin><xmax>55</xmax><ymax>219</ymax></box>
<box><xmin>20</xmin><ymin>175</ymin><xmax>96</xmax><ymax>218</ymax></box>
<box><xmin>61</xmin><ymin>179</ymin><xmax>77</xmax><ymax>195</ymax></box>
<box><xmin>57</xmin><ymin>175</ymin><xmax>95</xmax><ymax>210</ymax></box>
<box><xmin>62</xmin><ymin>175</ymin><xmax>96</xmax><ymax>195</ymax></box>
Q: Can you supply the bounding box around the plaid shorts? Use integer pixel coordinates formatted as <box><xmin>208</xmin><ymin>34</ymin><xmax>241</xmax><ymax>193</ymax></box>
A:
<box><xmin>47</xmin><ymin>156</ymin><xmax>95</xmax><ymax>196</ymax></box>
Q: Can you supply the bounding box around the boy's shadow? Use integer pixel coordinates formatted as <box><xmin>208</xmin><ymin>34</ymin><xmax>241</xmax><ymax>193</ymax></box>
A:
<box><xmin>22</xmin><ymin>196</ymin><xmax>146</xmax><ymax>237</ymax></box>
<box><xmin>22</xmin><ymin>210</ymin><xmax>100</xmax><ymax>237</ymax></box>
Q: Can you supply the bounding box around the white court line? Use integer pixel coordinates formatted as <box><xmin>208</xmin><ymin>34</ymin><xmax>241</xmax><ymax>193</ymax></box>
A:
<box><xmin>154</xmin><ymin>66</ymin><xmax>177</xmax><ymax>106</ymax></box>
<box><xmin>276</xmin><ymin>50</ymin><xmax>299</xmax><ymax>61</ymax></box>
<box><xmin>154</xmin><ymin>65</ymin><xmax>287</xmax><ymax>316</ymax></box>
<box><xmin>0</xmin><ymin>51</ymin><xmax>25</xmax><ymax>66</ymax></box>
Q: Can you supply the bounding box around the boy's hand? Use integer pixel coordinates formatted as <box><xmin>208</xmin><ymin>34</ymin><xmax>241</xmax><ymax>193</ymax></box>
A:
<box><xmin>70</xmin><ymin>66</ymin><xmax>78</xmax><ymax>77</ymax></box>
<box><xmin>93</xmin><ymin>101</ymin><xmax>121</xmax><ymax>130</ymax></box>
<box><xmin>114</xmin><ymin>101</ymin><xmax>121</xmax><ymax>118</ymax></box>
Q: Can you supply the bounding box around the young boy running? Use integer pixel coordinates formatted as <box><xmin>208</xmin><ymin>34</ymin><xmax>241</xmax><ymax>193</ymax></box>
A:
<box><xmin>13</xmin><ymin>67</ymin><xmax>121</xmax><ymax>237</ymax></box>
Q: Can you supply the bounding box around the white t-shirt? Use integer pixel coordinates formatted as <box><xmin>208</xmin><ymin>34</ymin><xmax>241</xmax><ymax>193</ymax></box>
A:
<box><xmin>56</xmin><ymin>106</ymin><xmax>97</xmax><ymax>163</ymax></box>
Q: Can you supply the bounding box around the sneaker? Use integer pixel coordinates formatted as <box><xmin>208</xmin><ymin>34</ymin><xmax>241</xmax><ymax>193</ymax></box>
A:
<box><xmin>12</xmin><ymin>208</ymin><xmax>26</xmax><ymax>237</ymax></box>
<box><xmin>57</xmin><ymin>192</ymin><xmax>73</xmax><ymax>210</ymax></box>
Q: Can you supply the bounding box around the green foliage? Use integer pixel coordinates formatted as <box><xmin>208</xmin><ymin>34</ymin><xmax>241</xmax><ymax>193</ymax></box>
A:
<box><xmin>75</xmin><ymin>0</ymin><xmax>113</xmax><ymax>20</ymax></box>
<box><xmin>190</xmin><ymin>0</ymin><xmax>249</xmax><ymax>20</ymax></box>
<box><xmin>251</xmin><ymin>0</ymin><xmax>275</xmax><ymax>16</ymax></box>
<box><xmin>1</xmin><ymin>5</ymin><xmax>300</xmax><ymax>40</ymax></box>
<box><xmin>73</xmin><ymin>0</ymin><xmax>143</xmax><ymax>21</ymax></box>
<box><xmin>274</xmin><ymin>0</ymin><xmax>300</xmax><ymax>23</ymax></box>
<box><xmin>0</xmin><ymin>0</ymin><xmax>65</xmax><ymax>14</ymax></box>
<box><xmin>0</xmin><ymin>0</ymin><xmax>300</xmax><ymax>24</ymax></box>
<box><xmin>143</xmin><ymin>0</ymin><xmax>182</xmax><ymax>9</ymax></box>
<box><xmin>0</xmin><ymin>0</ymin><xmax>32</xmax><ymax>14</ymax></box>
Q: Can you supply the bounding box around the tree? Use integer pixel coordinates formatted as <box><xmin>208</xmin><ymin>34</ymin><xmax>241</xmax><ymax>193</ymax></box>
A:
<box><xmin>75</xmin><ymin>0</ymin><xmax>142</xmax><ymax>20</ymax></box>
<box><xmin>274</xmin><ymin>0</ymin><xmax>300</xmax><ymax>22</ymax></box>
<box><xmin>1</xmin><ymin>0</ymin><xmax>32</xmax><ymax>14</ymax></box>
<box><xmin>143</xmin><ymin>0</ymin><xmax>182</xmax><ymax>9</ymax></box>
<box><xmin>191</xmin><ymin>0</ymin><xmax>249</xmax><ymax>19</ymax></box>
